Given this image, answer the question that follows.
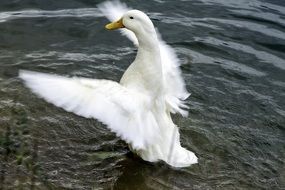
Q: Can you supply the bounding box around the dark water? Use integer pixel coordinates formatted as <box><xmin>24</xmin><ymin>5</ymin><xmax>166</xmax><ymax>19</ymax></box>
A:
<box><xmin>0</xmin><ymin>0</ymin><xmax>284</xmax><ymax>189</ymax></box>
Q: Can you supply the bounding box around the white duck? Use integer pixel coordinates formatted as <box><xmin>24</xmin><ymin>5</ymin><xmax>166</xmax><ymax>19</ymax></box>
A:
<box><xmin>19</xmin><ymin>1</ymin><xmax>198</xmax><ymax>167</ymax></box>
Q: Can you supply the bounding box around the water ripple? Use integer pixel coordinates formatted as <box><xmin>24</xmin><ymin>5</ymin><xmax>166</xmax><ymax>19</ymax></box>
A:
<box><xmin>199</xmin><ymin>17</ymin><xmax>285</xmax><ymax>40</ymax></box>
<box><xmin>230</xmin><ymin>9</ymin><xmax>285</xmax><ymax>28</ymax></box>
<box><xmin>0</xmin><ymin>8</ymin><xmax>101</xmax><ymax>23</ymax></box>
<box><xmin>198</xmin><ymin>0</ymin><xmax>285</xmax><ymax>14</ymax></box>
<box><xmin>194</xmin><ymin>36</ymin><xmax>285</xmax><ymax>70</ymax></box>
<box><xmin>178</xmin><ymin>47</ymin><xmax>267</xmax><ymax>77</ymax></box>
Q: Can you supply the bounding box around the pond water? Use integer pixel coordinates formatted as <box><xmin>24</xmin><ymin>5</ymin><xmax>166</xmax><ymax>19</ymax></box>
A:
<box><xmin>0</xmin><ymin>0</ymin><xmax>284</xmax><ymax>189</ymax></box>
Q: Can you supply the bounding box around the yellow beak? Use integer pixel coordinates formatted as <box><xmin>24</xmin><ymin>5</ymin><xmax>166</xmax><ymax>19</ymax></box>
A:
<box><xmin>105</xmin><ymin>18</ymin><xmax>125</xmax><ymax>30</ymax></box>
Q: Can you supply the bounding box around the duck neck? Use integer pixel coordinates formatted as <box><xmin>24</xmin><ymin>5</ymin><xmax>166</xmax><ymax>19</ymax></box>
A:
<box><xmin>133</xmin><ymin>29</ymin><xmax>163</xmax><ymax>95</ymax></box>
<box><xmin>137</xmin><ymin>29</ymin><xmax>160</xmax><ymax>56</ymax></box>
<box><xmin>134</xmin><ymin>28</ymin><xmax>161</xmax><ymax>66</ymax></box>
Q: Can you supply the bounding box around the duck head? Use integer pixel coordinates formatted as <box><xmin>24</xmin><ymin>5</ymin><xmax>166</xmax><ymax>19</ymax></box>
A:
<box><xmin>105</xmin><ymin>10</ymin><xmax>155</xmax><ymax>35</ymax></box>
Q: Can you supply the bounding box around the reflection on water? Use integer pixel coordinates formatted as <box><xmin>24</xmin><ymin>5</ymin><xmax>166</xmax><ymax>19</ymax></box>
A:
<box><xmin>0</xmin><ymin>0</ymin><xmax>284</xmax><ymax>189</ymax></box>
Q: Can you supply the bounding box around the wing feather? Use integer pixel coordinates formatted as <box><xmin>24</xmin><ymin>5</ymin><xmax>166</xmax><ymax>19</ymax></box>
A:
<box><xmin>19</xmin><ymin>70</ymin><xmax>159</xmax><ymax>149</ymax></box>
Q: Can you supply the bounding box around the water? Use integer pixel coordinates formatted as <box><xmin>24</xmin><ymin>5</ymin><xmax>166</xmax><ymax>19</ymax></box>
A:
<box><xmin>0</xmin><ymin>0</ymin><xmax>284</xmax><ymax>189</ymax></box>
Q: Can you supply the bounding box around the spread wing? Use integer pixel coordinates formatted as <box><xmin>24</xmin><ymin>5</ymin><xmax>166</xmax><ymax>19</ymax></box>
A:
<box><xmin>158</xmin><ymin>36</ymin><xmax>190</xmax><ymax>116</ymax></box>
<box><xmin>98</xmin><ymin>1</ymin><xmax>190</xmax><ymax>116</ymax></box>
<box><xmin>19</xmin><ymin>70</ymin><xmax>159</xmax><ymax>150</ymax></box>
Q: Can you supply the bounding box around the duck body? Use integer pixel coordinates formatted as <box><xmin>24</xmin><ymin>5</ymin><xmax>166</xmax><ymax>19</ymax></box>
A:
<box><xmin>111</xmin><ymin>10</ymin><xmax>197</xmax><ymax>167</ymax></box>
<box><xmin>19</xmin><ymin>4</ymin><xmax>198</xmax><ymax>167</ymax></box>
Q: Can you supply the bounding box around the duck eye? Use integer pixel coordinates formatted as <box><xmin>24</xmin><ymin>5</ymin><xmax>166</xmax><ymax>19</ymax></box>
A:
<box><xmin>129</xmin><ymin>16</ymin><xmax>134</xmax><ymax>19</ymax></box>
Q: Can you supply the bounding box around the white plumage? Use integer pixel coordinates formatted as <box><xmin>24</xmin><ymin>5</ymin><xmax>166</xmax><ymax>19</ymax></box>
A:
<box><xmin>19</xmin><ymin>0</ymin><xmax>198</xmax><ymax>167</ymax></box>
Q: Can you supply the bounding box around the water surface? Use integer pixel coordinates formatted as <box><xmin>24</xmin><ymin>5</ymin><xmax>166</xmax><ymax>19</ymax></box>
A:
<box><xmin>0</xmin><ymin>0</ymin><xmax>284</xmax><ymax>189</ymax></box>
